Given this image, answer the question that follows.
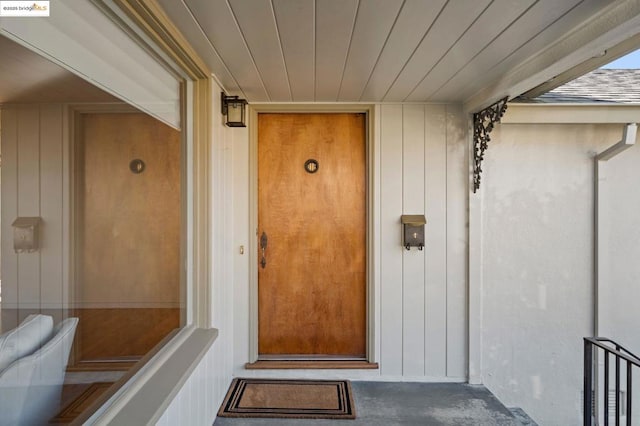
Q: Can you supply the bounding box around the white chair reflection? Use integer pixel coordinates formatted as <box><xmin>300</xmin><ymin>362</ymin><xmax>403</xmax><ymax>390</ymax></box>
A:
<box><xmin>0</xmin><ymin>317</ymin><xmax>78</xmax><ymax>426</ymax></box>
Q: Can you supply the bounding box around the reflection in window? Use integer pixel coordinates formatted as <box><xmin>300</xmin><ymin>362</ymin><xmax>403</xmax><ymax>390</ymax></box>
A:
<box><xmin>0</xmin><ymin>102</ymin><xmax>183</xmax><ymax>424</ymax></box>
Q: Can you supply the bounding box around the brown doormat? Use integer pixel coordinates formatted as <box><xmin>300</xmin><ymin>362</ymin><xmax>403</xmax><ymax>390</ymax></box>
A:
<box><xmin>218</xmin><ymin>378</ymin><xmax>356</xmax><ymax>419</ymax></box>
<box><xmin>50</xmin><ymin>382</ymin><xmax>113</xmax><ymax>424</ymax></box>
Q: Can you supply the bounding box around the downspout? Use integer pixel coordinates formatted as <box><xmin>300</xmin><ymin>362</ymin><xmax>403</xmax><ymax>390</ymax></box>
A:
<box><xmin>593</xmin><ymin>123</ymin><xmax>637</xmax><ymax>337</ymax></box>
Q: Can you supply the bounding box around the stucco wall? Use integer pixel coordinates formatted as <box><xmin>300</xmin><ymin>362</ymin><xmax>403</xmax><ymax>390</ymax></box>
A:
<box><xmin>597</xmin><ymin>132</ymin><xmax>640</xmax><ymax>425</ymax></box>
<box><xmin>481</xmin><ymin>120</ymin><xmax>629</xmax><ymax>425</ymax></box>
<box><xmin>599</xmin><ymin>139</ymin><xmax>640</xmax><ymax>349</ymax></box>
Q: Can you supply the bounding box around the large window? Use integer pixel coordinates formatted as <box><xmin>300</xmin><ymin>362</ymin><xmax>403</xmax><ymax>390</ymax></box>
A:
<box><xmin>0</xmin><ymin>35</ymin><xmax>184</xmax><ymax>425</ymax></box>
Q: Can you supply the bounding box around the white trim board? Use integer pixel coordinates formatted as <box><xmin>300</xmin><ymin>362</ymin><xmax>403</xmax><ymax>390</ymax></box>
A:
<box><xmin>502</xmin><ymin>103</ymin><xmax>640</xmax><ymax>124</ymax></box>
<box><xmin>87</xmin><ymin>326</ymin><xmax>218</xmax><ymax>425</ymax></box>
<box><xmin>237</xmin><ymin>369</ymin><xmax>466</xmax><ymax>383</ymax></box>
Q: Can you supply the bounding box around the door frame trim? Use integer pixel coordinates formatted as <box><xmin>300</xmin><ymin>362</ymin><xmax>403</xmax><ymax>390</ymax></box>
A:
<box><xmin>248</xmin><ymin>104</ymin><xmax>377</xmax><ymax>364</ymax></box>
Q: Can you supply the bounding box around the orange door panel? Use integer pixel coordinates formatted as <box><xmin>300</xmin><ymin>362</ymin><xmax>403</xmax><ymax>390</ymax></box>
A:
<box><xmin>257</xmin><ymin>113</ymin><xmax>366</xmax><ymax>357</ymax></box>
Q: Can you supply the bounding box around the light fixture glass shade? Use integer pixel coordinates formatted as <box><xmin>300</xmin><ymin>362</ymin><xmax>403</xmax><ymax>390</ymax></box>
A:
<box><xmin>226</xmin><ymin>102</ymin><xmax>245</xmax><ymax>127</ymax></box>
<box><xmin>221</xmin><ymin>92</ymin><xmax>247</xmax><ymax>127</ymax></box>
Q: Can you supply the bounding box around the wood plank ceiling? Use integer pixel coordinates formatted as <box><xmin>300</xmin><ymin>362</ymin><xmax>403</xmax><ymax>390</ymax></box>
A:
<box><xmin>159</xmin><ymin>0</ymin><xmax>621</xmax><ymax>103</ymax></box>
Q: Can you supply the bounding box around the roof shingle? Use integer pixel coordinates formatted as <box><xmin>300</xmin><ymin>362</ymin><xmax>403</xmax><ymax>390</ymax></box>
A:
<box><xmin>522</xmin><ymin>69</ymin><xmax>640</xmax><ymax>104</ymax></box>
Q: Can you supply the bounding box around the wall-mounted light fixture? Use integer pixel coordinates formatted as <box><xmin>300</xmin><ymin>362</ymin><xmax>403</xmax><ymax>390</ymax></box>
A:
<box><xmin>221</xmin><ymin>92</ymin><xmax>248</xmax><ymax>127</ymax></box>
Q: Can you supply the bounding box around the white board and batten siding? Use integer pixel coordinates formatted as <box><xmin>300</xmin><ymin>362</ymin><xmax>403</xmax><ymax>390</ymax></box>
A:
<box><xmin>379</xmin><ymin>104</ymin><xmax>467</xmax><ymax>381</ymax></box>
<box><xmin>0</xmin><ymin>101</ymin><xmax>469</xmax><ymax>426</ymax></box>
<box><xmin>0</xmin><ymin>105</ymin><xmax>69</xmax><ymax>330</ymax></box>
<box><xmin>154</xmin><ymin>81</ymin><xmax>240</xmax><ymax>424</ymax></box>
<box><xmin>52</xmin><ymin>100</ymin><xmax>469</xmax><ymax>424</ymax></box>
<box><xmin>231</xmin><ymin>103</ymin><xmax>468</xmax><ymax>382</ymax></box>
<box><xmin>154</xmin><ymin>332</ymin><xmax>221</xmax><ymax>426</ymax></box>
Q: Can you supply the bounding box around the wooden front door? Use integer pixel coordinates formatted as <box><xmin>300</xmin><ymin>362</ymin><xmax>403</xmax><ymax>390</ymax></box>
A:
<box><xmin>258</xmin><ymin>113</ymin><xmax>366</xmax><ymax>358</ymax></box>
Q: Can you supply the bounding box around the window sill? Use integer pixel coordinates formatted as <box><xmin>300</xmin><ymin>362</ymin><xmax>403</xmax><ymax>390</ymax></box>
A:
<box><xmin>75</xmin><ymin>326</ymin><xmax>218</xmax><ymax>425</ymax></box>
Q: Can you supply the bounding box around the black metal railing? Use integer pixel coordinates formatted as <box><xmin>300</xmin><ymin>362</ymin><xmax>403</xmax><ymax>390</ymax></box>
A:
<box><xmin>584</xmin><ymin>337</ymin><xmax>640</xmax><ymax>426</ymax></box>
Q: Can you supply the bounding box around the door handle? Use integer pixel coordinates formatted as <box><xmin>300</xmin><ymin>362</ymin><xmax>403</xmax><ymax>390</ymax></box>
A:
<box><xmin>260</xmin><ymin>232</ymin><xmax>268</xmax><ymax>268</ymax></box>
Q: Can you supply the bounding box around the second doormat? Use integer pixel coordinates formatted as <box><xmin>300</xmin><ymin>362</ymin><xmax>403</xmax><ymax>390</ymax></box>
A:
<box><xmin>218</xmin><ymin>378</ymin><xmax>356</xmax><ymax>419</ymax></box>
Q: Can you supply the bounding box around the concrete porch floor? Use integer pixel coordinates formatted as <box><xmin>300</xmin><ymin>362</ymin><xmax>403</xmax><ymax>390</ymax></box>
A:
<box><xmin>213</xmin><ymin>381</ymin><xmax>537</xmax><ymax>426</ymax></box>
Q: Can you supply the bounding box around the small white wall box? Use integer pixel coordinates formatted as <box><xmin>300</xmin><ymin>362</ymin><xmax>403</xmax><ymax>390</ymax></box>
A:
<box><xmin>401</xmin><ymin>215</ymin><xmax>427</xmax><ymax>251</ymax></box>
<box><xmin>12</xmin><ymin>217</ymin><xmax>41</xmax><ymax>253</ymax></box>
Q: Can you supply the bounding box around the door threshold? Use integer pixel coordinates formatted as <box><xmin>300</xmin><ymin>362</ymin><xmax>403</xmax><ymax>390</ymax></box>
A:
<box><xmin>245</xmin><ymin>360</ymin><xmax>379</xmax><ymax>370</ymax></box>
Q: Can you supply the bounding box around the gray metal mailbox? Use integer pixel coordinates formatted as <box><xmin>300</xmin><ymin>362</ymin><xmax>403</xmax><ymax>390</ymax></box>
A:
<box><xmin>401</xmin><ymin>215</ymin><xmax>426</xmax><ymax>251</ymax></box>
